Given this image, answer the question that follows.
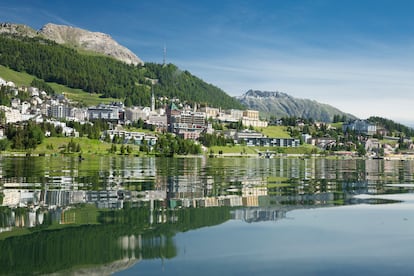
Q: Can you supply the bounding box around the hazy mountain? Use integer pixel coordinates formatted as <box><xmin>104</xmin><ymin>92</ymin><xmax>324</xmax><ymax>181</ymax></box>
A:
<box><xmin>237</xmin><ymin>90</ymin><xmax>357</xmax><ymax>122</ymax></box>
<box><xmin>0</xmin><ymin>22</ymin><xmax>143</xmax><ymax>65</ymax></box>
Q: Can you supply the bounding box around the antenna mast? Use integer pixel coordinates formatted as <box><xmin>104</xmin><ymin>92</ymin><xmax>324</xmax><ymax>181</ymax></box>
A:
<box><xmin>163</xmin><ymin>44</ymin><xmax>167</xmax><ymax>65</ymax></box>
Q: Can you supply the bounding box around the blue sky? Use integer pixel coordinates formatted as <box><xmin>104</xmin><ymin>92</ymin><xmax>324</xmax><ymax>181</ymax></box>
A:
<box><xmin>1</xmin><ymin>0</ymin><xmax>414</xmax><ymax>124</ymax></box>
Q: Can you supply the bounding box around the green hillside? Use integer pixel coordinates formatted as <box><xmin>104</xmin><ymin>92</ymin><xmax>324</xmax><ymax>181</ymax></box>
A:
<box><xmin>0</xmin><ymin>64</ymin><xmax>33</xmax><ymax>86</ymax></box>
<box><xmin>0</xmin><ymin>34</ymin><xmax>244</xmax><ymax>109</ymax></box>
<box><xmin>0</xmin><ymin>64</ymin><xmax>118</xmax><ymax>106</ymax></box>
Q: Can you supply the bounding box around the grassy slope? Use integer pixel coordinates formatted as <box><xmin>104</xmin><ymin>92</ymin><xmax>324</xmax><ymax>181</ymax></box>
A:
<box><xmin>0</xmin><ymin>65</ymin><xmax>120</xmax><ymax>106</ymax></box>
<box><xmin>47</xmin><ymin>83</ymin><xmax>118</xmax><ymax>106</ymax></box>
<box><xmin>0</xmin><ymin>64</ymin><xmax>33</xmax><ymax>86</ymax></box>
<box><xmin>260</xmin><ymin>126</ymin><xmax>291</xmax><ymax>138</ymax></box>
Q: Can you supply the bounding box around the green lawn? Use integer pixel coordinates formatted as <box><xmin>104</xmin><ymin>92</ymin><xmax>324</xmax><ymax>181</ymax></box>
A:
<box><xmin>256</xmin><ymin>144</ymin><xmax>318</xmax><ymax>155</ymax></box>
<box><xmin>260</xmin><ymin>126</ymin><xmax>291</xmax><ymax>138</ymax></box>
<box><xmin>331</xmin><ymin>122</ymin><xmax>343</xmax><ymax>129</ymax></box>
<box><xmin>210</xmin><ymin>145</ymin><xmax>258</xmax><ymax>155</ymax></box>
<box><xmin>209</xmin><ymin>143</ymin><xmax>319</xmax><ymax>156</ymax></box>
<box><xmin>32</xmin><ymin>137</ymin><xmax>141</xmax><ymax>156</ymax></box>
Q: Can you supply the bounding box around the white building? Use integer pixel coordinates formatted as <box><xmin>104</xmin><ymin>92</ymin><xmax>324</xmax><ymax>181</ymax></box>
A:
<box><xmin>88</xmin><ymin>104</ymin><xmax>121</xmax><ymax>121</ymax></box>
<box><xmin>70</xmin><ymin>107</ymin><xmax>88</xmax><ymax>121</ymax></box>
<box><xmin>0</xmin><ymin>106</ymin><xmax>22</xmax><ymax>123</ymax></box>
<box><xmin>21</xmin><ymin>101</ymin><xmax>31</xmax><ymax>114</ymax></box>
<box><xmin>125</xmin><ymin>106</ymin><xmax>150</xmax><ymax>121</ymax></box>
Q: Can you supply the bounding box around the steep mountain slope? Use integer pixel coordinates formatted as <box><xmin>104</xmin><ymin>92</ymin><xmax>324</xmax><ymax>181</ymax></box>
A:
<box><xmin>237</xmin><ymin>90</ymin><xmax>357</xmax><ymax>122</ymax></box>
<box><xmin>0</xmin><ymin>22</ymin><xmax>143</xmax><ymax>65</ymax></box>
<box><xmin>39</xmin><ymin>23</ymin><xmax>143</xmax><ymax>65</ymax></box>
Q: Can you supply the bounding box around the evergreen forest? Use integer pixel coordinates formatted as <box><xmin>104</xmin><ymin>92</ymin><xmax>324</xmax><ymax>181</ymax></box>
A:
<box><xmin>0</xmin><ymin>34</ymin><xmax>244</xmax><ymax>109</ymax></box>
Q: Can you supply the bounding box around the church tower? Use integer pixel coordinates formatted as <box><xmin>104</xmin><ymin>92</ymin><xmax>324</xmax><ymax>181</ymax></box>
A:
<box><xmin>151</xmin><ymin>89</ymin><xmax>155</xmax><ymax>112</ymax></box>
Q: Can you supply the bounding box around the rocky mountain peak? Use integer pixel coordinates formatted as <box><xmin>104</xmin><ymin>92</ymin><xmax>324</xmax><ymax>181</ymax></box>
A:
<box><xmin>39</xmin><ymin>23</ymin><xmax>143</xmax><ymax>65</ymax></box>
<box><xmin>241</xmin><ymin>89</ymin><xmax>291</xmax><ymax>99</ymax></box>
<box><xmin>0</xmin><ymin>22</ymin><xmax>143</xmax><ymax>65</ymax></box>
<box><xmin>0</xmin><ymin>22</ymin><xmax>37</xmax><ymax>37</ymax></box>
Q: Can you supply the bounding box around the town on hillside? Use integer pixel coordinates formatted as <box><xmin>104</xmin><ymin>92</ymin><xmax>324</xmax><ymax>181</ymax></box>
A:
<box><xmin>0</xmin><ymin>76</ymin><xmax>413</xmax><ymax>158</ymax></box>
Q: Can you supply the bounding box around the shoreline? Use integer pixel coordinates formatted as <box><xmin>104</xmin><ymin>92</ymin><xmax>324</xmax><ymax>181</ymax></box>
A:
<box><xmin>0</xmin><ymin>152</ymin><xmax>408</xmax><ymax>160</ymax></box>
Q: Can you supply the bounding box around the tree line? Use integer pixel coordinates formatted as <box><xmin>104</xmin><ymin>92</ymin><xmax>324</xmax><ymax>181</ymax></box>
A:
<box><xmin>0</xmin><ymin>34</ymin><xmax>244</xmax><ymax>109</ymax></box>
<box><xmin>367</xmin><ymin>116</ymin><xmax>414</xmax><ymax>137</ymax></box>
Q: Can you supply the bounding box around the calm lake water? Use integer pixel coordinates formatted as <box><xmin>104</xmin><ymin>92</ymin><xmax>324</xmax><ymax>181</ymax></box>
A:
<box><xmin>1</xmin><ymin>156</ymin><xmax>414</xmax><ymax>275</ymax></box>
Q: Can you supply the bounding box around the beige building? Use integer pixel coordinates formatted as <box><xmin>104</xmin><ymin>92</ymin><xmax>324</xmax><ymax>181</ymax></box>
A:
<box><xmin>199</xmin><ymin>107</ymin><xmax>220</xmax><ymax>119</ymax></box>
<box><xmin>242</xmin><ymin>118</ymin><xmax>268</xmax><ymax>128</ymax></box>
<box><xmin>243</xmin><ymin>109</ymin><xmax>260</xmax><ymax>120</ymax></box>
<box><xmin>0</xmin><ymin>106</ymin><xmax>22</xmax><ymax>123</ymax></box>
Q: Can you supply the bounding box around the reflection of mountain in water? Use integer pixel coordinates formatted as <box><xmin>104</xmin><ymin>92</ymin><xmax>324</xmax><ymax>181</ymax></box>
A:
<box><xmin>2</xmin><ymin>156</ymin><xmax>414</xmax><ymax>274</ymax></box>
<box><xmin>0</xmin><ymin>204</ymin><xmax>231</xmax><ymax>275</ymax></box>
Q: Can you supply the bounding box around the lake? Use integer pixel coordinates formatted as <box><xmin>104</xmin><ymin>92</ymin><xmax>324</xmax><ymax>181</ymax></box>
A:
<box><xmin>1</xmin><ymin>156</ymin><xmax>414</xmax><ymax>275</ymax></box>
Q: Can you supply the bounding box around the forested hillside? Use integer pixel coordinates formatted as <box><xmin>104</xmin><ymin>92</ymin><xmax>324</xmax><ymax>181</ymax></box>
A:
<box><xmin>0</xmin><ymin>34</ymin><xmax>244</xmax><ymax>109</ymax></box>
<box><xmin>367</xmin><ymin>116</ymin><xmax>414</xmax><ymax>137</ymax></box>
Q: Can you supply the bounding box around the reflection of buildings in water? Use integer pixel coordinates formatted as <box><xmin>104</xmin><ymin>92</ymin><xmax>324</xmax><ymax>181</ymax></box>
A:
<box><xmin>0</xmin><ymin>227</ymin><xmax>13</xmax><ymax>233</ymax></box>
<box><xmin>119</xmin><ymin>234</ymin><xmax>142</xmax><ymax>260</ymax></box>
<box><xmin>136</xmin><ymin>190</ymin><xmax>167</xmax><ymax>201</ymax></box>
<box><xmin>232</xmin><ymin>208</ymin><xmax>287</xmax><ymax>223</ymax></box>
<box><xmin>172</xmin><ymin>196</ymin><xmax>239</xmax><ymax>208</ymax></box>
<box><xmin>1</xmin><ymin>189</ymin><xmax>131</xmax><ymax>210</ymax></box>
<box><xmin>0</xmin><ymin>189</ymin><xmax>130</xmax><ymax>228</ymax></box>
<box><xmin>166</xmin><ymin>175</ymin><xmax>204</xmax><ymax>199</ymax></box>
<box><xmin>232</xmin><ymin>193</ymin><xmax>337</xmax><ymax>223</ymax></box>
<box><xmin>365</xmin><ymin>159</ymin><xmax>414</xmax><ymax>184</ymax></box>
<box><xmin>242</xmin><ymin>186</ymin><xmax>267</xmax><ymax>197</ymax></box>
<box><xmin>365</xmin><ymin>159</ymin><xmax>383</xmax><ymax>182</ymax></box>
<box><xmin>383</xmin><ymin>159</ymin><xmax>414</xmax><ymax>183</ymax></box>
<box><xmin>172</xmin><ymin>195</ymin><xmax>263</xmax><ymax>208</ymax></box>
<box><xmin>0</xmin><ymin>208</ymin><xmax>46</xmax><ymax>229</ymax></box>
<box><xmin>242</xmin><ymin>196</ymin><xmax>259</xmax><ymax>207</ymax></box>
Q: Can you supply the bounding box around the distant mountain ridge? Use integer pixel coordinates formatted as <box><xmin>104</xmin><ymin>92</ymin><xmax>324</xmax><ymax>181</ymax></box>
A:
<box><xmin>0</xmin><ymin>22</ymin><xmax>143</xmax><ymax>65</ymax></box>
<box><xmin>237</xmin><ymin>90</ymin><xmax>357</xmax><ymax>122</ymax></box>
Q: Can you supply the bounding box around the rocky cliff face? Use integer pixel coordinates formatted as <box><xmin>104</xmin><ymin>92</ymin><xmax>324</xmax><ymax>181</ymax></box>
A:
<box><xmin>0</xmin><ymin>23</ymin><xmax>37</xmax><ymax>37</ymax></box>
<box><xmin>39</xmin><ymin>23</ymin><xmax>143</xmax><ymax>65</ymax></box>
<box><xmin>0</xmin><ymin>22</ymin><xmax>143</xmax><ymax>65</ymax></box>
<box><xmin>236</xmin><ymin>89</ymin><xmax>357</xmax><ymax>122</ymax></box>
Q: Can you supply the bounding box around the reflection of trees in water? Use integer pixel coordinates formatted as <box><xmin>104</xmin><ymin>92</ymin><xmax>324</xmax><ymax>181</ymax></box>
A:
<box><xmin>0</xmin><ymin>204</ymin><xmax>232</xmax><ymax>275</ymax></box>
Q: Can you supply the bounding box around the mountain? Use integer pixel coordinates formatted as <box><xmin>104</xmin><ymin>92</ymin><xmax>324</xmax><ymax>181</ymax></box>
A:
<box><xmin>39</xmin><ymin>23</ymin><xmax>143</xmax><ymax>65</ymax></box>
<box><xmin>236</xmin><ymin>90</ymin><xmax>357</xmax><ymax>122</ymax></box>
<box><xmin>0</xmin><ymin>23</ymin><xmax>243</xmax><ymax>109</ymax></box>
<box><xmin>0</xmin><ymin>22</ymin><xmax>37</xmax><ymax>37</ymax></box>
<box><xmin>0</xmin><ymin>22</ymin><xmax>143</xmax><ymax>65</ymax></box>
